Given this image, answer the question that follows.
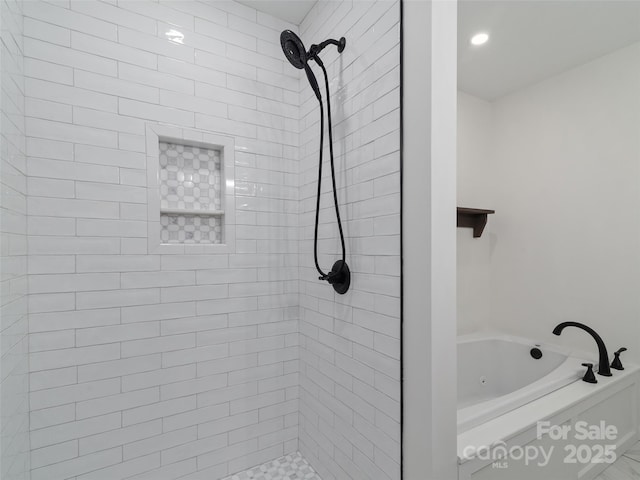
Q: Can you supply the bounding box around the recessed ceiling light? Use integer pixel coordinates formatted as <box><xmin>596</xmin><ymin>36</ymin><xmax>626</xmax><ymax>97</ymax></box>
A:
<box><xmin>470</xmin><ymin>32</ymin><xmax>489</xmax><ymax>46</ymax></box>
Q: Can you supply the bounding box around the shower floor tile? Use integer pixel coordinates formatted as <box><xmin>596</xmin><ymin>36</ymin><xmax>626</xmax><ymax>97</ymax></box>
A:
<box><xmin>222</xmin><ymin>452</ymin><xmax>322</xmax><ymax>480</ymax></box>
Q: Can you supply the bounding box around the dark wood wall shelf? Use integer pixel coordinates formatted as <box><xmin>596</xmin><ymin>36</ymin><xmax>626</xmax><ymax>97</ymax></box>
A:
<box><xmin>457</xmin><ymin>207</ymin><xmax>495</xmax><ymax>238</ymax></box>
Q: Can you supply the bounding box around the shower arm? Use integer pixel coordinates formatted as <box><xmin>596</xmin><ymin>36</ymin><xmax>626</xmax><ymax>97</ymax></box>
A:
<box><xmin>307</xmin><ymin>37</ymin><xmax>346</xmax><ymax>60</ymax></box>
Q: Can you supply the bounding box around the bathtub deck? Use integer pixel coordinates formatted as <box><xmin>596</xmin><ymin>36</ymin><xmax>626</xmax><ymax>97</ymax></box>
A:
<box><xmin>597</xmin><ymin>441</ymin><xmax>640</xmax><ymax>479</ymax></box>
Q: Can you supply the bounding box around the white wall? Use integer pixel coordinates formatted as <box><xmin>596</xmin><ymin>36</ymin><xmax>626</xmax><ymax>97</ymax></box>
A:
<box><xmin>23</xmin><ymin>2</ymin><xmax>301</xmax><ymax>478</ymax></box>
<box><xmin>297</xmin><ymin>1</ymin><xmax>401</xmax><ymax>479</ymax></box>
<box><xmin>1</xmin><ymin>0</ymin><xmax>31</xmax><ymax>477</ymax></box>
<box><xmin>457</xmin><ymin>92</ymin><xmax>492</xmax><ymax>334</ymax></box>
<box><xmin>458</xmin><ymin>42</ymin><xmax>640</xmax><ymax>363</ymax></box>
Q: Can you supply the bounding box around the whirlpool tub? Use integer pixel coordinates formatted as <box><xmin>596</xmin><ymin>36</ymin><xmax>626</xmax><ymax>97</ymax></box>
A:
<box><xmin>457</xmin><ymin>333</ymin><xmax>589</xmax><ymax>433</ymax></box>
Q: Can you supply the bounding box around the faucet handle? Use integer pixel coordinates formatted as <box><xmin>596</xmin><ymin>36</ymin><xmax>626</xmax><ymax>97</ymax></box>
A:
<box><xmin>611</xmin><ymin>347</ymin><xmax>628</xmax><ymax>370</ymax></box>
<box><xmin>581</xmin><ymin>363</ymin><xmax>597</xmax><ymax>383</ymax></box>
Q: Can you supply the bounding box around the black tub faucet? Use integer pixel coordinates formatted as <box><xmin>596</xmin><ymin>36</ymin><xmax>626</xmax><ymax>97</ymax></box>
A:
<box><xmin>552</xmin><ymin>322</ymin><xmax>612</xmax><ymax>377</ymax></box>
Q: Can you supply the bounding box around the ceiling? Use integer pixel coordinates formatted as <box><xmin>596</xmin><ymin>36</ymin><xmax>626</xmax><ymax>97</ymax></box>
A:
<box><xmin>458</xmin><ymin>0</ymin><xmax>640</xmax><ymax>100</ymax></box>
<box><xmin>234</xmin><ymin>1</ymin><xmax>640</xmax><ymax>100</ymax></box>
<box><xmin>236</xmin><ymin>0</ymin><xmax>317</xmax><ymax>25</ymax></box>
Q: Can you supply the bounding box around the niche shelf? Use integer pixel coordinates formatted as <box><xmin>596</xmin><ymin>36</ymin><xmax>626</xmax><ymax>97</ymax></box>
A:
<box><xmin>159</xmin><ymin>141</ymin><xmax>223</xmax><ymax>245</ymax></box>
<box><xmin>457</xmin><ymin>207</ymin><xmax>495</xmax><ymax>238</ymax></box>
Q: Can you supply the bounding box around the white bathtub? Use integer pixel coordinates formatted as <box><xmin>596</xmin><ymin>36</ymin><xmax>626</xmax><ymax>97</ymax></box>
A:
<box><xmin>457</xmin><ymin>333</ymin><xmax>590</xmax><ymax>433</ymax></box>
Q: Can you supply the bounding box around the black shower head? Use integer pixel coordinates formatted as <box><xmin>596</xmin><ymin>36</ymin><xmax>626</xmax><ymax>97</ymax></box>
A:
<box><xmin>280</xmin><ymin>30</ymin><xmax>321</xmax><ymax>101</ymax></box>
<box><xmin>280</xmin><ymin>30</ymin><xmax>306</xmax><ymax>69</ymax></box>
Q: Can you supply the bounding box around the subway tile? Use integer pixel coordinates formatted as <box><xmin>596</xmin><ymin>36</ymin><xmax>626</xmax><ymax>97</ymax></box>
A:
<box><xmin>76</xmin><ymin>387</ymin><xmax>160</xmax><ymax>420</ymax></box>
<box><xmin>28</xmin><ymin>236</ymin><xmax>120</xmax><ymax>255</ymax></box>
<box><xmin>160</xmin><ymin>314</ymin><xmax>227</xmax><ymax>336</ymax></box>
<box><xmin>30</xmin><ymin>404</ymin><xmax>76</xmax><ymax>431</ymax></box>
<box><xmin>119</xmin><ymin>62</ymin><xmax>194</xmax><ymax>95</ymax></box>
<box><xmin>118</xmin><ymin>132</ymin><xmax>146</xmax><ymax>152</ymax></box>
<box><xmin>31</xmin><ymin>440</ymin><xmax>78</xmax><ymax>470</ymax></box>
<box><xmin>24</xmin><ymin>1</ymin><xmax>118</xmax><ymax>41</ymax></box>
<box><xmin>28</xmin><ymin>292</ymin><xmax>75</xmax><ymax>313</ymax></box>
<box><xmin>123</xmin><ymin>426</ymin><xmax>197</xmax><ymax>461</ymax></box>
<box><xmin>121</xmin><ymin>301</ymin><xmax>195</xmax><ymax>323</ymax></box>
<box><xmin>26</xmin><ymin>117</ymin><xmax>118</xmax><ymax>147</ymax></box>
<box><xmin>159</xmin><ymin>89</ymin><xmax>227</xmax><ymax>118</ymax></box>
<box><xmin>28</xmin><ymin>216</ymin><xmax>75</xmax><ymax>236</ymax></box>
<box><xmin>27</xmin><ymin>177</ymin><xmax>74</xmax><ymax>199</ymax></box>
<box><xmin>195</xmin><ymin>49</ymin><xmax>257</xmax><ymax>80</ymax></box>
<box><xmin>162</xmin><ymin>343</ymin><xmax>228</xmax><ymax>368</ymax></box>
<box><xmin>77</xmin><ymin>219</ymin><xmax>147</xmax><ymax>238</ymax></box>
<box><xmin>123</xmin><ymin>396</ymin><xmax>196</xmax><ymax>427</ymax></box>
<box><xmin>76</xmin><ymin>288</ymin><xmax>160</xmax><ymax>310</ymax></box>
<box><xmin>161</xmin><ymin>255</ymin><xmax>228</xmax><ymax>271</ymax></box>
<box><xmin>76</xmin><ymin>322</ymin><xmax>160</xmax><ymax>347</ymax></box>
<box><xmin>24</xmin><ymin>37</ymin><xmax>117</xmax><ymax>76</ymax></box>
<box><xmin>76</xmin><ymin>182</ymin><xmax>146</xmax><ymax>203</ymax></box>
<box><xmin>70</xmin><ymin>0</ymin><xmax>158</xmax><ymax>35</ymax></box>
<box><xmin>121</xmin><ymin>271</ymin><xmax>195</xmax><ymax>289</ymax></box>
<box><xmin>126</xmin><ymin>458</ymin><xmax>196</xmax><ymax>480</ymax></box>
<box><xmin>161</xmin><ymin>284</ymin><xmax>228</xmax><ymax>303</ymax></box>
<box><xmin>78</xmin><ymin>354</ymin><xmax>160</xmax><ymax>383</ymax></box>
<box><xmin>29</xmin><ymin>344</ymin><xmax>120</xmax><ymax>372</ymax></box>
<box><xmin>30</xmin><ymin>378</ymin><xmax>120</xmax><ymax>411</ymax></box>
<box><xmin>27</xmin><ymin>77</ymin><xmax>118</xmax><ymax>112</ymax></box>
<box><xmin>196</xmin><ymin>353</ymin><xmax>257</xmax><ymax>378</ymax></box>
<box><xmin>30</xmin><ymin>308</ymin><xmax>121</xmax><ymax>333</ymax></box>
<box><xmin>163</xmin><ymin>403</ymin><xmax>228</xmax><ymax>433</ymax></box>
<box><xmin>30</xmin><ymin>366</ymin><xmax>77</xmax><ymax>391</ymax></box>
<box><xmin>119</xmin><ymin>0</ymin><xmax>194</xmax><ymax>30</ymax></box>
<box><xmin>71</xmin><ymin>31</ymin><xmax>157</xmax><ymax>68</ymax></box>
<box><xmin>26</xmin><ymin>97</ymin><xmax>72</xmax><ymax>122</ymax></box>
<box><xmin>31</xmin><ymin>447</ymin><xmax>122</xmax><ymax>480</ymax></box>
<box><xmin>157</xmin><ymin>56</ymin><xmax>226</xmax><ymax>88</ymax></box>
<box><xmin>19</xmin><ymin>2</ymin><xmax>401</xmax><ymax>476</ymax></box>
<box><xmin>74</xmin><ymin>107</ymin><xmax>146</xmax><ymax>136</ymax></box>
<box><xmin>162</xmin><ymin>433</ymin><xmax>227</xmax><ymax>466</ymax></box>
<box><xmin>198</xmin><ymin>410</ymin><xmax>258</xmax><ymax>440</ymax></box>
<box><xmin>119</xmin><ymin>98</ymin><xmax>194</xmax><ymax>126</ymax></box>
<box><xmin>121</xmin><ymin>26</ymin><xmax>194</xmax><ymax>62</ymax></box>
<box><xmin>122</xmin><ymin>364</ymin><xmax>195</xmax><ymax>392</ymax></box>
<box><xmin>24</xmin><ymin>57</ymin><xmax>73</xmax><ymax>85</ymax></box>
<box><xmin>76</xmin><ymin>255</ymin><xmax>160</xmax><ymax>273</ymax></box>
<box><xmin>160</xmin><ymin>373</ymin><xmax>227</xmax><ymax>401</ymax></box>
<box><xmin>29</xmin><ymin>273</ymin><xmax>119</xmax><ymax>294</ymax></box>
<box><xmin>28</xmin><ymin>158</ymin><xmax>119</xmax><ymax>184</ymax></box>
<box><xmin>77</xmin><ymin>453</ymin><xmax>160</xmax><ymax>480</ymax></box>
<box><xmin>121</xmin><ymin>333</ymin><xmax>195</xmax><ymax>358</ymax></box>
<box><xmin>75</xmin><ymin>69</ymin><xmax>159</xmax><ymax>103</ymax></box>
<box><xmin>194</xmin><ymin>17</ymin><xmax>255</xmax><ymax>51</ymax></box>
<box><xmin>197</xmin><ymin>297</ymin><xmax>257</xmax><ymax>316</ymax></box>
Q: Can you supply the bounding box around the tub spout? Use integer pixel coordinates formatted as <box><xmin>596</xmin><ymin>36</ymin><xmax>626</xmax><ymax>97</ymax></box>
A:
<box><xmin>553</xmin><ymin>322</ymin><xmax>612</xmax><ymax>376</ymax></box>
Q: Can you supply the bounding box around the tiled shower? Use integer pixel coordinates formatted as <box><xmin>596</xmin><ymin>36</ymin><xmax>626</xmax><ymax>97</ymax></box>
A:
<box><xmin>0</xmin><ymin>1</ymin><xmax>400</xmax><ymax>479</ymax></box>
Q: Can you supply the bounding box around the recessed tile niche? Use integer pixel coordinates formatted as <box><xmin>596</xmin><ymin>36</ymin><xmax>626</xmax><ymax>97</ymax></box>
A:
<box><xmin>145</xmin><ymin>125</ymin><xmax>236</xmax><ymax>254</ymax></box>
<box><xmin>159</xmin><ymin>141</ymin><xmax>223</xmax><ymax>244</ymax></box>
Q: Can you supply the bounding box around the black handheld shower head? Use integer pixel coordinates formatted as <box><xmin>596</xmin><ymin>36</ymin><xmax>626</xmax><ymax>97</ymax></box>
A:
<box><xmin>280</xmin><ymin>29</ymin><xmax>350</xmax><ymax>294</ymax></box>
<box><xmin>280</xmin><ymin>30</ymin><xmax>306</xmax><ymax>69</ymax></box>
<box><xmin>280</xmin><ymin>30</ymin><xmax>321</xmax><ymax>101</ymax></box>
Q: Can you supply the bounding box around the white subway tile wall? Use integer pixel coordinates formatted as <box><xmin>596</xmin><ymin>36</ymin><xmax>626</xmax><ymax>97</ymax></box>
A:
<box><xmin>25</xmin><ymin>1</ymin><xmax>301</xmax><ymax>478</ymax></box>
<box><xmin>12</xmin><ymin>0</ymin><xmax>401</xmax><ymax>478</ymax></box>
<box><xmin>297</xmin><ymin>2</ymin><xmax>401</xmax><ymax>480</ymax></box>
<box><xmin>1</xmin><ymin>0</ymin><xmax>30</xmax><ymax>477</ymax></box>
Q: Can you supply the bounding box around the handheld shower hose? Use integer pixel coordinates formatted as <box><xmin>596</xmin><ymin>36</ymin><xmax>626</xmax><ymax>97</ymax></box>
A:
<box><xmin>280</xmin><ymin>30</ymin><xmax>350</xmax><ymax>294</ymax></box>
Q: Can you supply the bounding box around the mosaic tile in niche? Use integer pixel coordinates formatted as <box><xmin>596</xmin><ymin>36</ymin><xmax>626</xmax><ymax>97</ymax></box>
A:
<box><xmin>160</xmin><ymin>214</ymin><xmax>222</xmax><ymax>244</ymax></box>
<box><xmin>159</xmin><ymin>141</ymin><xmax>222</xmax><ymax>211</ymax></box>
